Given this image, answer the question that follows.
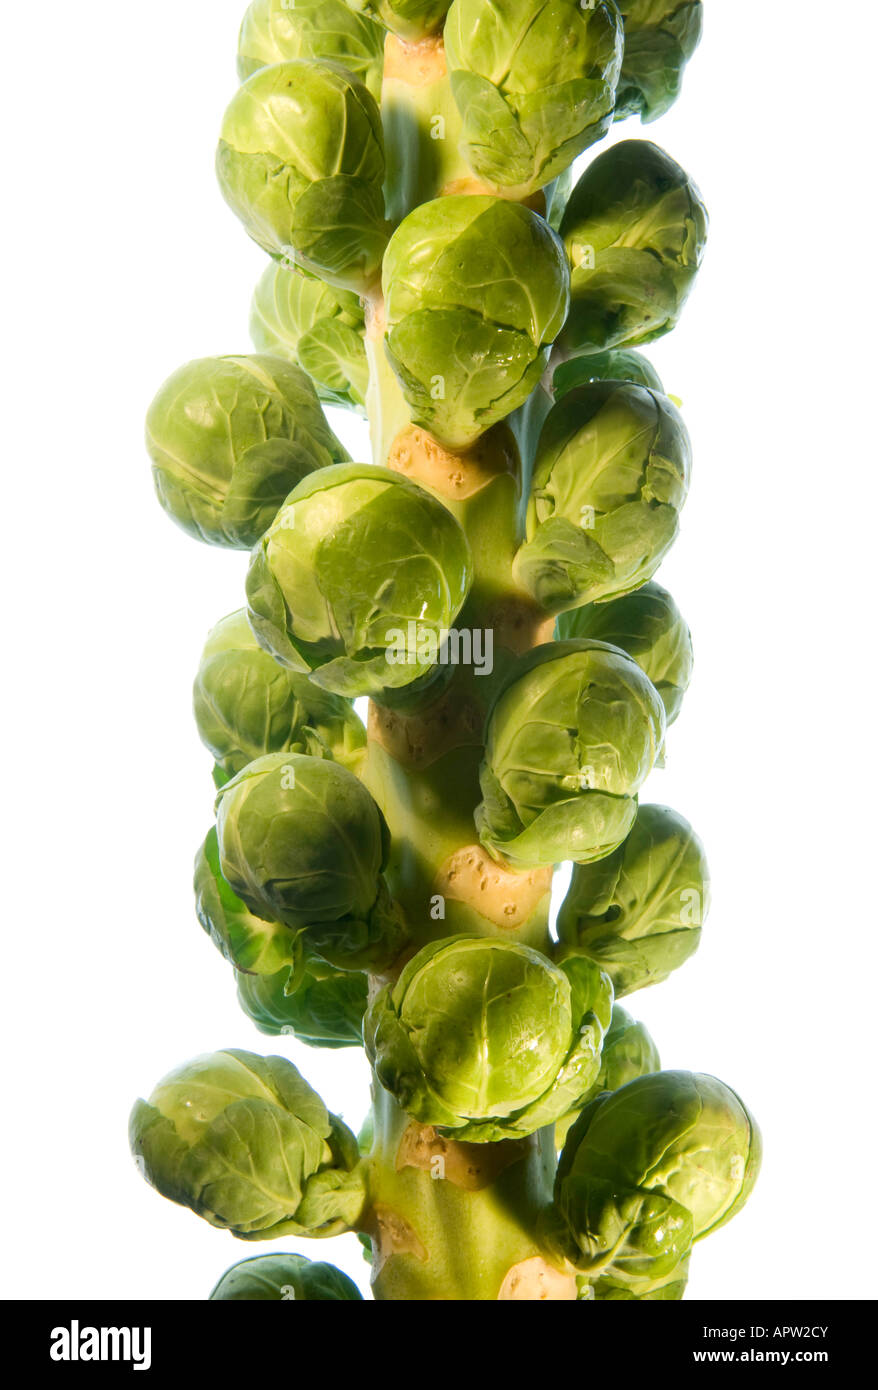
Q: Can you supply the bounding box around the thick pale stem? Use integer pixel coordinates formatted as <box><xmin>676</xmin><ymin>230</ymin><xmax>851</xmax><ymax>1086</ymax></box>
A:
<box><xmin>363</xmin><ymin>1085</ymin><xmax>574</xmax><ymax>1301</ymax></box>
<box><xmin>381</xmin><ymin>34</ymin><xmax>474</xmax><ymax>224</ymax></box>
<box><xmin>363</xmin><ymin>295</ymin><xmax>411</xmax><ymax>469</ymax></box>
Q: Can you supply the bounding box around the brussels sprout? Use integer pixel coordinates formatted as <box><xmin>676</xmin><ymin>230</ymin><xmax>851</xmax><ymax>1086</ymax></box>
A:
<box><xmin>445</xmin><ymin>0</ymin><xmax>623</xmax><ymax>197</ymax></box>
<box><xmin>216</xmin><ymin>61</ymin><xmax>390</xmax><ymax>291</ymax></box>
<box><xmin>193</xmin><ymin>608</ymin><xmax>366</xmax><ymax>781</ymax></box>
<box><xmin>352</xmin><ymin>0</ymin><xmax>450</xmax><ymax>40</ymax></box>
<box><xmin>476</xmin><ymin>641</ymin><xmax>665</xmax><ymax>870</ymax></box>
<box><xmin>129</xmin><ymin>1049</ymin><xmax>364</xmax><ymax>1238</ymax></box>
<box><xmin>557</xmin><ymin>581</ymin><xmax>692</xmax><ymax>726</ymax></box>
<box><xmin>246</xmin><ymin>463</ymin><xmax>472</xmax><ymax>698</ymax></box>
<box><xmin>237</xmin><ymin>958</ymin><xmax>368</xmax><ymax>1048</ymax></box>
<box><xmin>210</xmin><ymin>1252</ymin><xmax>363</xmax><ymax>1300</ymax></box>
<box><xmin>382</xmin><ymin>196</ymin><xmax>569</xmax><ymax>449</ymax></box>
<box><xmin>145</xmin><ymin>355</ymin><xmax>349</xmax><ymax>549</ymax></box>
<box><xmin>250</xmin><ymin>262</ymin><xmax>368</xmax><ymax>412</ymax></box>
<box><xmin>555</xmin><ymin>1004</ymin><xmax>660</xmax><ymax>1148</ymax></box>
<box><xmin>553</xmin><ymin>349</ymin><xmax>664</xmax><ymax>400</ymax></box>
<box><xmin>559</xmin><ymin>140</ymin><xmax>708</xmax><ymax>356</ymax></box>
<box><xmin>195</xmin><ymin>827</ymin><xmax>301</xmax><ymax>976</ymax></box>
<box><xmin>557</xmin><ymin>803</ymin><xmax>708</xmax><ymax>996</ymax></box>
<box><xmin>554</xmin><ymin>1071</ymin><xmax>762</xmax><ymax>1279</ymax></box>
<box><xmin>366</xmin><ymin>936</ymin><xmax>613</xmax><ymax>1141</ymax></box>
<box><xmin>514</xmin><ymin>381</ymin><xmax>691</xmax><ymax>613</ymax></box>
<box><xmin>215</xmin><ymin>752</ymin><xmax>405</xmax><ymax>971</ymax></box>
<box><xmin>615</xmin><ymin>1</ymin><xmax>704</xmax><ymax>124</ymax></box>
<box><xmin>237</xmin><ymin>0</ymin><xmax>385</xmax><ymax>100</ymax></box>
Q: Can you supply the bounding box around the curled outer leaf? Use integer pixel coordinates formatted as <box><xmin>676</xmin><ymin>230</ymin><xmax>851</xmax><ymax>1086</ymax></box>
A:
<box><xmin>589</xmin><ymin>1253</ymin><xmax>690</xmax><ymax>1301</ymax></box>
<box><xmin>559</xmin><ymin>1175</ymin><xmax>694</xmax><ymax>1280</ymax></box>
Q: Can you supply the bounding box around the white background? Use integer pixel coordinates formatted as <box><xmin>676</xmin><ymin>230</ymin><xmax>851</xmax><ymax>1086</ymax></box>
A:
<box><xmin>2</xmin><ymin>1</ymin><xmax>876</xmax><ymax>1302</ymax></box>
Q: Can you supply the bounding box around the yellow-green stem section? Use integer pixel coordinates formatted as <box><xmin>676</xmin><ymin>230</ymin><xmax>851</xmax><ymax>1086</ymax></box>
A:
<box><xmin>381</xmin><ymin>33</ymin><xmax>474</xmax><ymax>225</ymax></box>
<box><xmin>364</xmin><ymin>1086</ymin><xmax>569</xmax><ymax>1301</ymax></box>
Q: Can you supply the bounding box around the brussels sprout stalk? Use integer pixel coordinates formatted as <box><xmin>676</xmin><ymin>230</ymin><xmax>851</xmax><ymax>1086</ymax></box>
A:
<box><xmin>381</xmin><ymin>32</ymin><xmax>474</xmax><ymax>222</ymax></box>
<box><xmin>363</xmin><ymin>295</ymin><xmax>413</xmax><ymax>468</ymax></box>
<box><xmin>135</xmin><ymin>1</ymin><xmax>758</xmax><ymax>1303</ymax></box>
<box><xmin>363</xmin><ymin>1086</ymin><xmax>570</xmax><ymax>1301</ymax></box>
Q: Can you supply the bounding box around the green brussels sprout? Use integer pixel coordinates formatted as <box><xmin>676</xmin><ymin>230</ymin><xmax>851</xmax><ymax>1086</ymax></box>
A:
<box><xmin>476</xmin><ymin>641</ymin><xmax>665</xmax><ymax>870</ymax></box>
<box><xmin>250</xmin><ymin>262</ymin><xmax>368</xmax><ymax>412</ymax></box>
<box><xmin>237</xmin><ymin>0</ymin><xmax>385</xmax><ymax>100</ymax></box>
<box><xmin>216</xmin><ymin>61</ymin><xmax>390</xmax><ymax>292</ymax></box>
<box><xmin>557</xmin><ymin>803</ymin><xmax>708</xmax><ymax>996</ymax></box>
<box><xmin>553</xmin><ymin>349</ymin><xmax>664</xmax><ymax>400</ymax></box>
<box><xmin>382</xmin><ymin>196</ymin><xmax>569</xmax><ymax>450</ymax></box>
<box><xmin>209</xmin><ymin>1252</ymin><xmax>363</xmax><ymax>1300</ymax></box>
<box><xmin>352</xmin><ymin>0</ymin><xmax>450</xmax><ymax>41</ymax></box>
<box><xmin>559</xmin><ymin>140</ymin><xmax>708</xmax><ymax>356</ymax></box>
<box><xmin>215</xmin><ymin>752</ymin><xmax>405</xmax><ymax>971</ymax></box>
<box><xmin>237</xmin><ymin>958</ymin><xmax>368</xmax><ymax>1048</ymax></box>
<box><xmin>195</xmin><ymin>826</ymin><xmax>302</xmax><ymax>976</ymax></box>
<box><xmin>145</xmin><ymin>355</ymin><xmax>349</xmax><ymax>549</ymax></box>
<box><xmin>193</xmin><ymin>608</ymin><xmax>366</xmax><ymax>781</ymax></box>
<box><xmin>445</xmin><ymin>0</ymin><xmax>623</xmax><ymax>198</ymax></box>
<box><xmin>555</xmin><ymin>1004</ymin><xmax>659</xmax><ymax>1149</ymax></box>
<box><xmin>554</xmin><ymin>1071</ymin><xmax>762</xmax><ymax>1279</ymax></box>
<box><xmin>514</xmin><ymin>381</ymin><xmax>691</xmax><ymax>612</ymax></box>
<box><xmin>129</xmin><ymin>1049</ymin><xmax>364</xmax><ymax>1239</ymax></box>
<box><xmin>246</xmin><ymin>463</ymin><xmax>472</xmax><ymax>698</ymax></box>
<box><xmin>557</xmin><ymin>581</ymin><xmax>692</xmax><ymax>726</ymax></box>
<box><xmin>365</xmin><ymin>937</ymin><xmax>613</xmax><ymax>1141</ymax></box>
<box><xmin>615</xmin><ymin>1</ymin><xmax>704</xmax><ymax>124</ymax></box>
